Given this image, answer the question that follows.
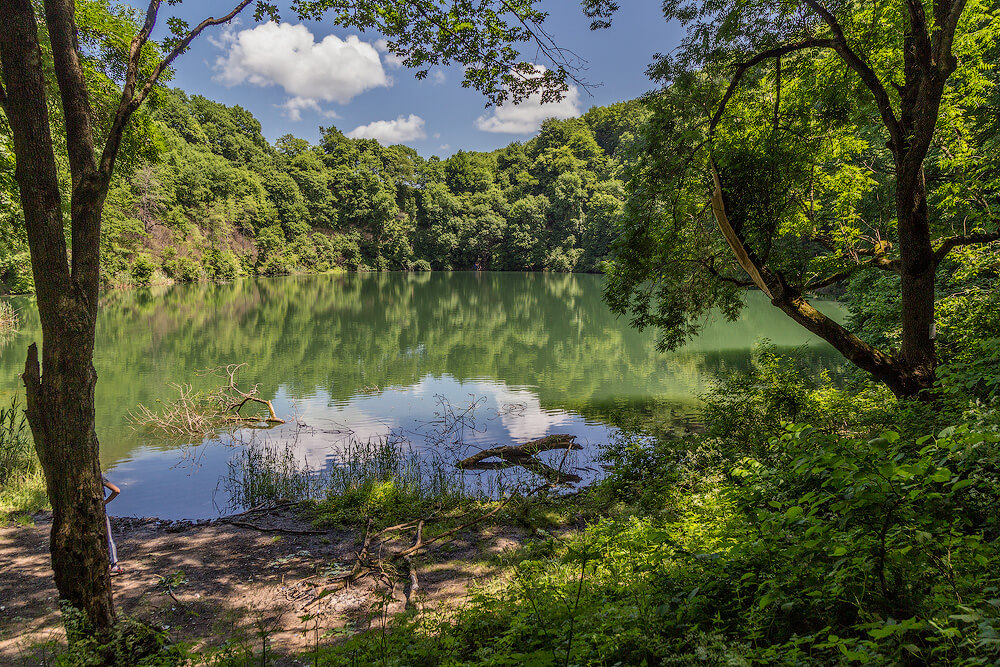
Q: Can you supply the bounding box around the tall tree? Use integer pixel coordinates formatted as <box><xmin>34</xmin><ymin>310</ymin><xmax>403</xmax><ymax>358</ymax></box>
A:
<box><xmin>605</xmin><ymin>0</ymin><xmax>1000</xmax><ymax>398</ymax></box>
<box><xmin>0</xmin><ymin>0</ymin><xmax>582</xmax><ymax>635</ymax></box>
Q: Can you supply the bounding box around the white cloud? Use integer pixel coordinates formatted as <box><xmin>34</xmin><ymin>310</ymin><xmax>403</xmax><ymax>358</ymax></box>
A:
<box><xmin>431</xmin><ymin>69</ymin><xmax>446</xmax><ymax>85</ymax></box>
<box><xmin>214</xmin><ymin>22</ymin><xmax>389</xmax><ymax>117</ymax></box>
<box><xmin>347</xmin><ymin>114</ymin><xmax>427</xmax><ymax>144</ymax></box>
<box><xmin>374</xmin><ymin>38</ymin><xmax>405</xmax><ymax>68</ymax></box>
<box><xmin>439</xmin><ymin>144</ymin><xmax>451</xmax><ymax>152</ymax></box>
<box><xmin>279</xmin><ymin>97</ymin><xmax>318</xmax><ymax>121</ymax></box>
<box><xmin>475</xmin><ymin>66</ymin><xmax>582</xmax><ymax>134</ymax></box>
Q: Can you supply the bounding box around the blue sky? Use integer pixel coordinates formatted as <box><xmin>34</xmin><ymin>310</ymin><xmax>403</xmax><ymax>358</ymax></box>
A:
<box><xmin>132</xmin><ymin>2</ymin><xmax>683</xmax><ymax>156</ymax></box>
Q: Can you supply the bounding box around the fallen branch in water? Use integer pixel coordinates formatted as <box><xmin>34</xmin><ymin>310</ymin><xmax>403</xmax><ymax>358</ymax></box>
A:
<box><xmin>130</xmin><ymin>364</ymin><xmax>284</xmax><ymax>438</ymax></box>
<box><xmin>457</xmin><ymin>435</ymin><xmax>583</xmax><ymax>484</ymax></box>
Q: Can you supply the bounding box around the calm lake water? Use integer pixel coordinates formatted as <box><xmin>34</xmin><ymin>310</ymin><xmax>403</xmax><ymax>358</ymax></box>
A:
<box><xmin>0</xmin><ymin>272</ymin><xmax>847</xmax><ymax>519</ymax></box>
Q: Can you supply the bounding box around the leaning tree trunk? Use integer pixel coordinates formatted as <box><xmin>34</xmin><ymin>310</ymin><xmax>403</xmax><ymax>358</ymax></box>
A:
<box><xmin>0</xmin><ymin>0</ymin><xmax>116</xmax><ymax>633</ymax></box>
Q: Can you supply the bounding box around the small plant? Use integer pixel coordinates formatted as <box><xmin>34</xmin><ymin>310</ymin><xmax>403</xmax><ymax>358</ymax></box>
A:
<box><xmin>223</xmin><ymin>438</ymin><xmax>324</xmax><ymax>510</ymax></box>
<box><xmin>0</xmin><ymin>300</ymin><xmax>18</xmax><ymax>334</ymax></box>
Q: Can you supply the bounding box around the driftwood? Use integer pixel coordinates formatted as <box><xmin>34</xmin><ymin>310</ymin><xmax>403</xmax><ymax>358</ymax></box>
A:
<box><xmin>457</xmin><ymin>434</ymin><xmax>583</xmax><ymax>484</ymax></box>
<box><xmin>131</xmin><ymin>364</ymin><xmax>284</xmax><ymax>438</ymax></box>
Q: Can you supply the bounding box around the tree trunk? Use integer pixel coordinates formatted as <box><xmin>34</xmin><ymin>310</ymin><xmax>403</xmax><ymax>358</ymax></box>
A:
<box><xmin>0</xmin><ymin>0</ymin><xmax>115</xmax><ymax>633</ymax></box>
<box><xmin>23</xmin><ymin>343</ymin><xmax>115</xmax><ymax>632</ymax></box>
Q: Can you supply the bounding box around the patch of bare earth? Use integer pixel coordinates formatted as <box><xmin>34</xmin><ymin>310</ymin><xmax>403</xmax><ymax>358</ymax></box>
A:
<box><xmin>0</xmin><ymin>508</ymin><xmax>527</xmax><ymax>665</ymax></box>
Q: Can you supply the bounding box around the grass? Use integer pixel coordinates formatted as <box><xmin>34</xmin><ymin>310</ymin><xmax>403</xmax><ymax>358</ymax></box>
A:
<box><xmin>0</xmin><ymin>300</ymin><xmax>17</xmax><ymax>333</ymax></box>
<box><xmin>221</xmin><ymin>430</ymin><xmax>533</xmax><ymax>527</ymax></box>
<box><xmin>0</xmin><ymin>395</ymin><xmax>48</xmax><ymax>522</ymax></box>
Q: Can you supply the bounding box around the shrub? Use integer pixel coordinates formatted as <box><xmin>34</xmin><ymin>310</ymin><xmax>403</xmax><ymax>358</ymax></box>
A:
<box><xmin>411</xmin><ymin>259</ymin><xmax>432</xmax><ymax>272</ymax></box>
<box><xmin>0</xmin><ymin>252</ymin><xmax>34</xmax><ymax>294</ymax></box>
<box><xmin>163</xmin><ymin>255</ymin><xmax>201</xmax><ymax>282</ymax></box>
<box><xmin>130</xmin><ymin>253</ymin><xmax>156</xmax><ymax>287</ymax></box>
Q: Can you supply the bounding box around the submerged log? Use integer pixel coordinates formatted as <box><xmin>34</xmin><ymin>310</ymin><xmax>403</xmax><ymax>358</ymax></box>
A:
<box><xmin>457</xmin><ymin>434</ymin><xmax>583</xmax><ymax>484</ymax></box>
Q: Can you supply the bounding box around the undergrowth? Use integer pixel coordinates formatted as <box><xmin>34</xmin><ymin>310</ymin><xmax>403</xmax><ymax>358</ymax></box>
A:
<box><xmin>0</xmin><ymin>395</ymin><xmax>47</xmax><ymax>522</ymax></box>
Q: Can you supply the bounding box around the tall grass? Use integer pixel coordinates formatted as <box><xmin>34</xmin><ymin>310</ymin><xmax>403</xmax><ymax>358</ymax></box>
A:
<box><xmin>223</xmin><ymin>438</ymin><xmax>325</xmax><ymax>511</ymax></box>
<box><xmin>0</xmin><ymin>300</ymin><xmax>17</xmax><ymax>333</ymax></box>
<box><xmin>221</xmin><ymin>430</ymin><xmax>529</xmax><ymax>525</ymax></box>
<box><xmin>0</xmin><ymin>395</ymin><xmax>47</xmax><ymax>518</ymax></box>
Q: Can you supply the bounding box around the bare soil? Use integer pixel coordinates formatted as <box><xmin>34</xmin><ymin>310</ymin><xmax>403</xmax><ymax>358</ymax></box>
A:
<box><xmin>0</xmin><ymin>507</ymin><xmax>527</xmax><ymax>665</ymax></box>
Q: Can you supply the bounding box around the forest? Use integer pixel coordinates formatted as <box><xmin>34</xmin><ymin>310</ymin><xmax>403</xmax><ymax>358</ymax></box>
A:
<box><xmin>1</xmin><ymin>82</ymin><xmax>643</xmax><ymax>292</ymax></box>
<box><xmin>1</xmin><ymin>0</ymin><xmax>999</xmax><ymax>665</ymax></box>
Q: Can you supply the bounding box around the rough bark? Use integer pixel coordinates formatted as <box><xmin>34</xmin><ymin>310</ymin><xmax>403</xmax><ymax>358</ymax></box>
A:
<box><xmin>0</xmin><ymin>0</ymin><xmax>115</xmax><ymax>632</ymax></box>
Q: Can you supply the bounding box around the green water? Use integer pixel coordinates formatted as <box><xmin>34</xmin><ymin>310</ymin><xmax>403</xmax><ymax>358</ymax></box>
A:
<box><xmin>0</xmin><ymin>272</ymin><xmax>847</xmax><ymax>518</ymax></box>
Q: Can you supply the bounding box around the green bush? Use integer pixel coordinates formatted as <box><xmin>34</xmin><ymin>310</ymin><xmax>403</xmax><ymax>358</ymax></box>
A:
<box><xmin>163</xmin><ymin>255</ymin><xmax>201</xmax><ymax>282</ymax></box>
<box><xmin>0</xmin><ymin>252</ymin><xmax>35</xmax><ymax>294</ymax></box>
<box><xmin>411</xmin><ymin>259</ymin><xmax>432</xmax><ymax>272</ymax></box>
<box><xmin>202</xmin><ymin>247</ymin><xmax>241</xmax><ymax>281</ymax></box>
<box><xmin>130</xmin><ymin>254</ymin><xmax>156</xmax><ymax>287</ymax></box>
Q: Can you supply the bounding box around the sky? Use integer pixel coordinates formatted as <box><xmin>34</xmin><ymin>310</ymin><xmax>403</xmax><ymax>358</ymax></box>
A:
<box><xmin>130</xmin><ymin>1</ymin><xmax>684</xmax><ymax>157</ymax></box>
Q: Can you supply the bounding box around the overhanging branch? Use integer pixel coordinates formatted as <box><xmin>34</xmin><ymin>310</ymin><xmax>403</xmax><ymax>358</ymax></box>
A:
<box><xmin>800</xmin><ymin>0</ymin><xmax>902</xmax><ymax>149</ymax></box>
<box><xmin>100</xmin><ymin>0</ymin><xmax>254</xmax><ymax>175</ymax></box>
<box><xmin>933</xmin><ymin>230</ymin><xmax>1000</xmax><ymax>264</ymax></box>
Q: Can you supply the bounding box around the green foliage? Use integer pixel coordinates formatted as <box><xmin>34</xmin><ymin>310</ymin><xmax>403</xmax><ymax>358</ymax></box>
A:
<box><xmin>58</xmin><ymin>605</ymin><xmax>189</xmax><ymax>666</ymax></box>
<box><xmin>313</xmin><ymin>437</ymin><xmax>476</xmax><ymax>528</ymax></box>
<box><xmin>0</xmin><ymin>252</ymin><xmax>35</xmax><ymax>294</ymax></box>
<box><xmin>130</xmin><ymin>253</ymin><xmax>156</xmax><ymax>287</ymax></box>
<box><xmin>702</xmin><ymin>346</ymin><xmax>899</xmax><ymax>446</ymax></box>
<box><xmin>0</xmin><ymin>395</ymin><xmax>34</xmax><ymax>489</ymax></box>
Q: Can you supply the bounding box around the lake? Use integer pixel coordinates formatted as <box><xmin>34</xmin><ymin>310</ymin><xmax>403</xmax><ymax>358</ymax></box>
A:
<box><xmin>0</xmin><ymin>272</ymin><xmax>847</xmax><ymax>519</ymax></box>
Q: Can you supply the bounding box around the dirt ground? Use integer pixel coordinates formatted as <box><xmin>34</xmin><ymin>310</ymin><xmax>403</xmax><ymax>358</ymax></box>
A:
<box><xmin>0</xmin><ymin>507</ymin><xmax>527</xmax><ymax>665</ymax></box>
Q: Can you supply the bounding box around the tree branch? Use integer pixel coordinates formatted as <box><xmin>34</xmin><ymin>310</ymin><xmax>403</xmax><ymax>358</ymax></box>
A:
<box><xmin>42</xmin><ymin>0</ymin><xmax>99</xmax><ymax>182</ymax></box>
<box><xmin>803</xmin><ymin>253</ymin><xmax>900</xmax><ymax>291</ymax></box>
<box><xmin>99</xmin><ymin>0</ymin><xmax>254</xmax><ymax>176</ymax></box>
<box><xmin>710</xmin><ymin>38</ymin><xmax>835</xmax><ymax>135</ymax></box>
<box><xmin>800</xmin><ymin>0</ymin><xmax>902</xmax><ymax>150</ymax></box>
<box><xmin>934</xmin><ymin>0</ymin><xmax>968</xmax><ymax>73</ymax></box>
<box><xmin>933</xmin><ymin>230</ymin><xmax>1000</xmax><ymax>264</ymax></box>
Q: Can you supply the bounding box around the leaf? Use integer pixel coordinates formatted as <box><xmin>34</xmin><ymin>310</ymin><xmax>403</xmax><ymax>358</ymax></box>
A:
<box><xmin>785</xmin><ymin>506</ymin><xmax>803</xmax><ymax>520</ymax></box>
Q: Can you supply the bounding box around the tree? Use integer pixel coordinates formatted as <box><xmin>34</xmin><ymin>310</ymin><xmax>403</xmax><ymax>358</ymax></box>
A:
<box><xmin>0</xmin><ymin>0</ymin><xmax>585</xmax><ymax>635</ymax></box>
<box><xmin>605</xmin><ymin>1</ymin><xmax>1000</xmax><ymax>398</ymax></box>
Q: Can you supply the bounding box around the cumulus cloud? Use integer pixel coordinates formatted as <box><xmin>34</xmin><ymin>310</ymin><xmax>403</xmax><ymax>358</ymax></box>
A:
<box><xmin>346</xmin><ymin>114</ymin><xmax>427</xmax><ymax>144</ymax></box>
<box><xmin>214</xmin><ymin>23</ymin><xmax>389</xmax><ymax>117</ymax></box>
<box><xmin>374</xmin><ymin>38</ymin><xmax>405</xmax><ymax>68</ymax></box>
<box><xmin>475</xmin><ymin>66</ymin><xmax>582</xmax><ymax>134</ymax></box>
<box><xmin>431</xmin><ymin>69</ymin><xmax>446</xmax><ymax>85</ymax></box>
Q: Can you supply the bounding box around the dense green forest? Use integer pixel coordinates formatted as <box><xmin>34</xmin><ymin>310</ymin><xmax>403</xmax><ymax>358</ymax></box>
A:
<box><xmin>0</xmin><ymin>83</ymin><xmax>644</xmax><ymax>293</ymax></box>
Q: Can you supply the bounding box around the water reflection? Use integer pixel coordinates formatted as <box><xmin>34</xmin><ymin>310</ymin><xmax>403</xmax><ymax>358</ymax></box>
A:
<box><xmin>0</xmin><ymin>272</ymin><xmax>848</xmax><ymax>519</ymax></box>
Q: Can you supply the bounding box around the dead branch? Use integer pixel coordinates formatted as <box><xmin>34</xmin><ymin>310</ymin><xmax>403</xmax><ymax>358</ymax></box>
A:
<box><xmin>302</xmin><ymin>484</ymin><xmax>550</xmax><ymax>609</ymax></box>
<box><xmin>130</xmin><ymin>365</ymin><xmax>284</xmax><ymax>438</ymax></box>
<box><xmin>457</xmin><ymin>434</ymin><xmax>583</xmax><ymax>484</ymax></box>
<box><xmin>403</xmin><ymin>521</ymin><xmax>424</xmax><ymax>613</ymax></box>
<box><xmin>222</xmin><ymin>520</ymin><xmax>326</xmax><ymax>536</ymax></box>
